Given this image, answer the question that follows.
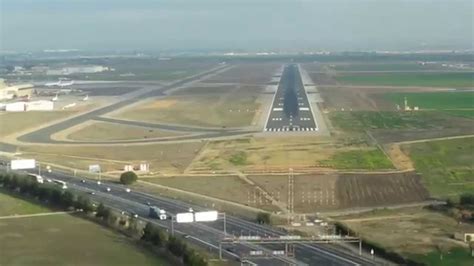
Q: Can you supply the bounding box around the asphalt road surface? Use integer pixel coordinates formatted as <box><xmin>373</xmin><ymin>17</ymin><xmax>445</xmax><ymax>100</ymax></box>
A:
<box><xmin>17</xmin><ymin>66</ymin><xmax>231</xmax><ymax>144</ymax></box>
<box><xmin>7</xmin><ymin>166</ymin><xmax>380</xmax><ymax>266</ymax></box>
<box><xmin>265</xmin><ymin>64</ymin><xmax>318</xmax><ymax>132</ymax></box>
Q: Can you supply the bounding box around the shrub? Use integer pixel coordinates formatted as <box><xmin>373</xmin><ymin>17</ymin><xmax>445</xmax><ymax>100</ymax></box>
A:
<box><xmin>256</xmin><ymin>212</ymin><xmax>271</xmax><ymax>224</ymax></box>
<box><xmin>96</xmin><ymin>203</ymin><xmax>111</xmax><ymax>220</ymax></box>
<box><xmin>460</xmin><ymin>193</ymin><xmax>474</xmax><ymax>205</ymax></box>
<box><xmin>120</xmin><ymin>171</ymin><xmax>138</xmax><ymax>185</ymax></box>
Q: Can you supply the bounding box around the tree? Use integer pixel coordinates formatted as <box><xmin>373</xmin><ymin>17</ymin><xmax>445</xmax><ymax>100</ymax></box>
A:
<box><xmin>38</xmin><ymin>186</ymin><xmax>53</xmax><ymax>201</ymax></box>
<box><xmin>8</xmin><ymin>175</ymin><xmax>19</xmax><ymax>189</ymax></box>
<box><xmin>167</xmin><ymin>236</ymin><xmax>186</xmax><ymax>257</ymax></box>
<box><xmin>120</xmin><ymin>171</ymin><xmax>138</xmax><ymax>185</ymax></box>
<box><xmin>60</xmin><ymin>191</ymin><xmax>75</xmax><ymax>208</ymax></box>
<box><xmin>256</xmin><ymin>212</ymin><xmax>271</xmax><ymax>225</ymax></box>
<box><xmin>460</xmin><ymin>193</ymin><xmax>474</xmax><ymax>205</ymax></box>
<box><xmin>142</xmin><ymin>222</ymin><xmax>165</xmax><ymax>245</ymax></box>
<box><xmin>96</xmin><ymin>203</ymin><xmax>110</xmax><ymax>220</ymax></box>
<box><xmin>142</xmin><ymin>222</ymin><xmax>156</xmax><ymax>243</ymax></box>
<box><xmin>75</xmin><ymin>196</ymin><xmax>94</xmax><ymax>213</ymax></box>
<box><xmin>50</xmin><ymin>188</ymin><xmax>63</xmax><ymax>205</ymax></box>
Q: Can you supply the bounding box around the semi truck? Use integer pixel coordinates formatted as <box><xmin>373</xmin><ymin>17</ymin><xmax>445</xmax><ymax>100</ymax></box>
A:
<box><xmin>149</xmin><ymin>206</ymin><xmax>167</xmax><ymax>220</ymax></box>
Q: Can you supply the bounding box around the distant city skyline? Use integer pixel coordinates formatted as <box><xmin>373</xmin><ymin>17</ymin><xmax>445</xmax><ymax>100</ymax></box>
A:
<box><xmin>2</xmin><ymin>0</ymin><xmax>472</xmax><ymax>52</ymax></box>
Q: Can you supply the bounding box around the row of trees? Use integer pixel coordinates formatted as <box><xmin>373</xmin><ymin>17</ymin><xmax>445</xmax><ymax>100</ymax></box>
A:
<box><xmin>0</xmin><ymin>172</ymin><xmax>94</xmax><ymax>212</ymax></box>
<box><xmin>142</xmin><ymin>222</ymin><xmax>207</xmax><ymax>266</ymax></box>
<box><xmin>0</xmin><ymin>172</ymin><xmax>208</xmax><ymax>265</ymax></box>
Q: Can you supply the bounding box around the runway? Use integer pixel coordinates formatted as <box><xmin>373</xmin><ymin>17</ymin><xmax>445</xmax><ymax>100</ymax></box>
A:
<box><xmin>265</xmin><ymin>64</ymin><xmax>318</xmax><ymax>132</ymax></box>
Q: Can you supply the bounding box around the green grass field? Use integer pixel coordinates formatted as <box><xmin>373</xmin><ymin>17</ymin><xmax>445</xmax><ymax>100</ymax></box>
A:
<box><xmin>0</xmin><ymin>189</ymin><xmax>51</xmax><ymax>216</ymax></box>
<box><xmin>384</xmin><ymin>91</ymin><xmax>474</xmax><ymax>118</ymax></box>
<box><xmin>0</xmin><ymin>192</ymin><xmax>167</xmax><ymax>266</ymax></box>
<box><xmin>329</xmin><ymin>111</ymin><xmax>449</xmax><ymax>131</ymax></box>
<box><xmin>320</xmin><ymin>148</ymin><xmax>394</xmax><ymax>170</ymax></box>
<box><xmin>409</xmin><ymin>248</ymin><xmax>474</xmax><ymax>266</ymax></box>
<box><xmin>331</xmin><ymin>62</ymin><xmax>444</xmax><ymax>71</ymax></box>
<box><xmin>404</xmin><ymin>137</ymin><xmax>474</xmax><ymax>199</ymax></box>
<box><xmin>336</xmin><ymin>72</ymin><xmax>474</xmax><ymax>87</ymax></box>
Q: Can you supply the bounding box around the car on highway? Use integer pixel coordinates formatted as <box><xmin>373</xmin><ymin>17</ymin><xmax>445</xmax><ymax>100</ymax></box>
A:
<box><xmin>81</xmin><ymin>179</ymin><xmax>86</xmax><ymax>183</ymax></box>
<box><xmin>97</xmin><ymin>181</ymin><xmax>101</xmax><ymax>185</ymax></box>
<box><xmin>106</xmin><ymin>187</ymin><xmax>111</xmax><ymax>192</ymax></box>
<box><xmin>125</xmin><ymin>188</ymin><xmax>131</xmax><ymax>193</ymax></box>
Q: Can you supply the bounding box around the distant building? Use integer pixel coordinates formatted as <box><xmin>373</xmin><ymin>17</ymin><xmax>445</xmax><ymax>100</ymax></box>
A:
<box><xmin>5</xmin><ymin>101</ymin><xmax>27</xmax><ymax>112</ymax></box>
<box><xmin>46</xmin><ymin>65</ymin><xmax>110</xmax><ymax>75</ymax></box>
<box><xmin>26</xmin><ymin>100</ymin><xmax>54</xmax><ymax>111</ymax></box>
<box><xmin>0</xmin><ymin>79</ymin><xmax>34</xmax><ymax>100</ymax></box>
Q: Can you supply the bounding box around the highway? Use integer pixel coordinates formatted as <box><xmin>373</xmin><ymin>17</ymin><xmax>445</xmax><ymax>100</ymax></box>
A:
<box><xmin>265</xmin><ymin>64</ymin><xmax>318</xmax><ymax>132</ymax></box>
<box><xmin>13</xmin><ymin>167</ymin><xmax>379</xmax><ymax>266</ymax></box>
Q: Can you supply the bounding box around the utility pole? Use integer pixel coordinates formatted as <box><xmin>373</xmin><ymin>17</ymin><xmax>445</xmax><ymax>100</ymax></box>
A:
<box><xmin>287</xmin><ymin>168</ymin><xmax>294</xmax><ymax>225</ymax></box>
<box><xmin>223</xmin><ymin>213</ymin><xmax>227</xmax><ymax>237</ymax></box>
<box><xmin>219</xmin><ymin>242</ymin><xmax>223</xmax><ymax>260</ymax></box>
<box><xmin>170</xmin><ymin>216</ymin><xmax>175</xmax><ymax>236</ymax></box>
<box><xmin>38</xmin><ymin>163</ymin><xmax>41</xmax><ymax>176</ymax></box>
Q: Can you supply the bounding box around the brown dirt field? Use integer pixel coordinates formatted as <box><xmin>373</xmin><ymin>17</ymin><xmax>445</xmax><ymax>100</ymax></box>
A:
<box><xmin>65</xmin><ymin>121</ymin><xmax>185</xmax><ymax>141</ymax></box>
<box><xmin>0</xmin><ymin>111</ymin><xmax>77</xmax><ymax>138</ymax></box>
<box><xmin>384</xmin><ymin>143</ymin><xmax>414</xmax><ymax>171</ymax></box>
<box><xmin>19</xmin><ymin>142</ymin><xmax>204</xmax><ymax>174</ymax></box>
<box><xmin>335</xmin><ymin>172</ymin><xmax>429</xmax><ymax>209</ymax></box>
<box><xmin>170</xmin><ymin>85</ymin><xmax>237</xmax><ymax>95</ymax></box>
<box><xmin>249</xmin><ymin>172</ymin><xmax>429</xmax><ymax>213</ymax></box>
<box><xmin>190</xmin><ymin>136</ymin><xmax>337</xmax><ymax>172</ymax></box>
<box><xmin>144</xmin><ymin>99</ymin><xmax>178</xmax><ymax>109</ymax></box>
<box><xmin>113</xmin><ymin>85</ymin><xmax>264</xmax><ymax>128</ymax></box>
<box><xmin>249</xmin><ymin>174</ymin><xmax>338</xmax><ymax>213</ymax></box>
<box><xmin>371</xmin><ymin>120</ymin><xmax>474</xmax><ymax>143</ymax></box>
<box><xmin>204</xmin><ymin>63</ymin><xmax>280</xmax><ymax>84</ymax></box>
<box><xmin>141</xmin><ymin>175</ymin><xmax>272</xmax><ymax>209</ymax></box>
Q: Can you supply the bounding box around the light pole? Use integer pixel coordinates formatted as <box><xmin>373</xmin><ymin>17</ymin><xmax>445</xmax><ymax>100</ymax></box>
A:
<box><xmin>220</xmin><ymin>212</ymin><xmax>227</xmax><ymax>237</ymax></box>
<box><xmin>170</xmin><ymin>216</ymin><xmax>175</xmax><ymax>236</ymax></box>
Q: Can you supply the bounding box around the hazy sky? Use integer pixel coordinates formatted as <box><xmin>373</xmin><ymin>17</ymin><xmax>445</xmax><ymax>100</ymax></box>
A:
<box><xmin>1</xmin><ymin>0</ymin><xmax>473</xmax><ymax>52</ymax></box>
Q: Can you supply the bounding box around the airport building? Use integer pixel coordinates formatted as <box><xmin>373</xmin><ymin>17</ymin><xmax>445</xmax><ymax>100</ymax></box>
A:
<box><xmin>46</xmin><ymin>65</ymin><xmax>110</xmax><ymax>75</ymax></box>
<box><xmin>0</xmin><ymin>79</ymin><xmax>34</xmax><ymax>100</ymax></box>
<box><xmin>2</xmin><ymin>100</ymin><xmax>54</xmax><ymax>112</ymax></box>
